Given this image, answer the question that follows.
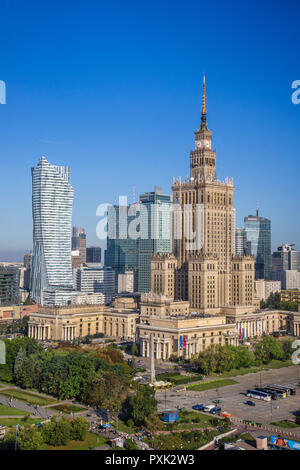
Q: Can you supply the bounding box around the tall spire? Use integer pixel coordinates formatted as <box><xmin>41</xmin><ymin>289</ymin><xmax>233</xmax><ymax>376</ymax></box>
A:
<box><xmin>201</xmin><ymin>74</ymin><xmax>207</xmax><ymax>128</ymax></box>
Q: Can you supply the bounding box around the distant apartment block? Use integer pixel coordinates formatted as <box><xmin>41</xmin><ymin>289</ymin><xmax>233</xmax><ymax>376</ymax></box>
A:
<box><xmin>75</xmin><ymin>266</ymin><xmax>115</xmax><ymax>304</ymax></box>
<box><xmin>118</xmin><ymin>271</ymin><xmax>134</xmax><ymax>293</ymax></box>
<box><xmin>255</xmin><ymin>279</ymin><xmax>281</xmax><ymax>301</ymax></box>
<box><xmin>71</xmin><ymin>292</ymin><xmax>105</xmax><ymax>305</ymax></box>
<box><xmin>272</xmin><ymin>269</ymin><xmax>300</xmax><ymax>290</ymax></box>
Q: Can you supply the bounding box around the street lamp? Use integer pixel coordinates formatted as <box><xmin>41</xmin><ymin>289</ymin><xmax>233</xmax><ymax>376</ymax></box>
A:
<box><xmin>14</xmin><ymin>424</ymin><xmax>19</xmax><ymax>451</ymax></box>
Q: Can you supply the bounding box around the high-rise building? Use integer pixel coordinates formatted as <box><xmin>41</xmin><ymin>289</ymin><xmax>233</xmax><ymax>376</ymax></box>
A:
<box><xmin>0</xmin><ymin>266</ymin><xmax>20</xmax><ymax>306</ymax></box>
<box><xmin>23</xmin><ymin>252</ymin><xmax>32</xmax><ymax>291</ymax></box>
<box><xmin>105</xmin><ymin>203</ymin><xmax>139</xmax><ymax>287</ymax></box>
<box><xmin>244</xmin><ymin>210</ymin><xmax>271</xmax><ymax>280</ymax></box>
<box><xmin>75</xmin><ymin>266</ymin><xmax>115</xmax><ymax>304</ymax></box>
<box><xmin>86</xmin><ymin>246</ymin><xmax>102</xmax><ymax>263</ymax></box>
<box><xmin>72</xmin><ymin>227</ymin><xmax>86</xmax><ymax>264</ymax></box>
<box><xmin>235</xmin><ymin>228</ymin><xmax>250</xmax><ymax>255</ymax></box>
<box><xmin>271</xmin><ymin>244</ymin><xmax>300</xmax><ymax>273</ymax></box>
<box><xmin>272</xmin><ymin>269</ymin><xmax>300</xmax><ymax>290</ymax></box>
<box><xmin>24</xmin><ymin>252</ymin><xmax>32</xmax><ymax>270</ymax></box>
<box><xmin>30</xmin><ymin>156</ymin><xmax>74</xmax><ymax>305</ymax></box>
<box><xmin>138</xmin><ymin>187</ymin><xmax>172</xmax><ymax>293</ymax></box>
<box><xmin>151</xmin><ymin>77</ymin><xmax>255</xmax><ymax>311</ymax></box>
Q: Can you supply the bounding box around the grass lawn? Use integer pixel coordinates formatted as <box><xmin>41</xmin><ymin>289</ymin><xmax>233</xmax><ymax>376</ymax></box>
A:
<box><xmin>271</xmin><ymin>420</ymin><xmax>300</xmax><ymax>429</ymax></box>
<box><xmin>0</xmin><ymin>389</ymin><xmax>56</xmax><ymax>406</ymax></box>
<box><xmin>216</xmin><ymin>360</ymin><xmax>293</xmax><ymax>379</ymax></box>
<box><xmin>169</xmin><ymin>410</ymin><xmax>223</xmax><ymax>430</ymax></box>
<box><xmin>186</xmin><ymin>379</ymin><xmax>238</xmax><ymax>392</ymax></box>
<box><xmin>0</xmin><ymin>417</ymin><xmax>41</xmax><ymax>427</ymax></box>
<box><xmin>42</xmin><ymin>432</ymin><xmax>109</xmax><ymax>450</ymax></box>
<box><xmin>156</xmin><ymin>372</ymin><xmax>203</xmax><ymax>385</ymax></box>
<box><xmin>49</xmin><ymin>403</ymin><xmax>86</xmax><ymax>414</ymax></box>
<box><xmin>0</xmin><ymin>404</ymin><xmax>30</xmax><ymax>416</ymax></box>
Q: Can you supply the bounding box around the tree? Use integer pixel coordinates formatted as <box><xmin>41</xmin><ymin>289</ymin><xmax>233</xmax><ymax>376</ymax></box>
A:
<box><xmin>41</xmin><ymin>416</ymin><xmax>71</xmax><ymax>446</ymax></box>
<box><xmin>126</xmin><ymin>385</ymin><xmax>157</xmax><ymax>426</ymax></box>
<box><xmin>1</xmin><ymin>425</ymin><xmax>44</xmax><ymax>450</ymax></box>
<box><xmin>13</xmin><ymin>347</ymin><xmax>26</xmax><ymax>377</ymax></box>
<box><xmin>131</xmin><ymin>343</ymin><xmax>139</xmax><ymax>357</ymax></box>
<box><xmin>125</xmin><ymin>438</ymin><xmax>138</xmax><ymax>450</ymax></box>
<box><xmin>70</xmin><ymin>417</ymin><xmax>90</xmax><ymax>441</ymax></box>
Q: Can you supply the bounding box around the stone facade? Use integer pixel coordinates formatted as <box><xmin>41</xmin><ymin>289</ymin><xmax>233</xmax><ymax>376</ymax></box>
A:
<box><xmin>28</xmin><ymin>302</ymin><xmax>139</xmax><ymax>342</ymax></box>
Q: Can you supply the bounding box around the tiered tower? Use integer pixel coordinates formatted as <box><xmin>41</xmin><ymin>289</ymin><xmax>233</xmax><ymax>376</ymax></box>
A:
<box><xmin>168</xmin><ymin>77</ymin><xmax>254</xmax><ymax>312</ymax></box>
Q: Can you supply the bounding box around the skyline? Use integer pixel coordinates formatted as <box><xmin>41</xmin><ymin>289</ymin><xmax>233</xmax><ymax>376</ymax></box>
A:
<box><xmin>0</xmin><ymin>0</ymin><xmax>300</xmax><ymax>259</ymax></box>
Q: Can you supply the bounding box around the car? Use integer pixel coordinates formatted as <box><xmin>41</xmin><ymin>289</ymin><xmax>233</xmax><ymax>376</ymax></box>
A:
<box><xmin>210</xmin><ymin>406</ymin><xmax>221</xmax><ymax>415</ymax></box>
<box><xmin>192</xmin><ymin>404</ymin><xmax>204</xmax><ymax>411</ymax></box>
<box><xmin>245</xmin><ymin>400</ymin><xmax>256</xmax><ymax>406</ymax></box>
<box><xmin>203</xmin><ymin>404</ymin><xmax>216</xmax><ymax>412</ymax></box>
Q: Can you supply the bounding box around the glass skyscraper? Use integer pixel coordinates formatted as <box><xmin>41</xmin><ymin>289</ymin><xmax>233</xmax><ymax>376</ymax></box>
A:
<box><xmin>244</xmin><ymin>210</ymin><xmax>271</xmax><ymax>280</ymax></box>
<box><xmin>30</xmin><ymin>156</ymin><xmax>74</xmax><ymax>304</ymax></box>
<box><xmin>138</xmin><ymin>186</ymin><xmax>172</xmax><ymax>292</ymax></box>
<box><xmin>105</xmin><ymin>203</ymin><xmax>139</xmax><ymax>288</ymax></box>
<box><xmin>105</xmin><ymin>187</ymin><xmax>172</xmax><ymax>293</ymax></box>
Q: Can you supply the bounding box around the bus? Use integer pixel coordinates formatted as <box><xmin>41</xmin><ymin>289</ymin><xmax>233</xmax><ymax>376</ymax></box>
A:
<box><xmin>269</xmin><ymin>384</ymin><xmax>296</xmax><ymax>396</ymax></box>
<box><xmin>264</xmin><ymin>386</ymin><xmax>287</xmax><ymax>399</ymax></box>
<box><xmin>254</xmin><ymin>387</ymin><xmax>278</xmax><ymax>400</ymax></box>
<box><xmin>263</xmin><ymin>387</ymin><xmax>286</xmax><ymax>399</ymax></box>
<box><xmin>246</xmin><ymin>389</ymin><xmax>271</xmax><ymax>402</ymax></box>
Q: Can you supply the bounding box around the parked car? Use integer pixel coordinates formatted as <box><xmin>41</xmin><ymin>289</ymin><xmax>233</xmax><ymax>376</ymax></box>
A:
<box><xmin>192</xmin><ymin>404</ymin><xmax>204</xmax><ymax>411</ymax></box>
<box><xmin>245</xmin><ymin>400</ymin><xmax>256</xmax><ymax>406</ymax></box>
<box><xmin>203</xmin><ymin>404</ymin><xmax>215</xmax><ymax>412</ymax></box>
<box><xmin>210</xmin><ymin>406</ymin><xmax>221</xmax><ymax>415</ymax></box>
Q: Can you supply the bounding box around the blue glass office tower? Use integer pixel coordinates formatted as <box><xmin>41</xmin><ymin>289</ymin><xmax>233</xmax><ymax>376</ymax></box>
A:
<box><xmin>105</xmin><ymin>203</ymin><xmax>139</xmax><ymax>289</ymax></box>
<box><xmin>244</xmin><ymin>210</ymin><xmax>271</xmax><ymax>280</ymax></box>
<box><xmin>138</xmin><ymin>186</ymin><xmax>172</xmax><ymax>292</ymax></box>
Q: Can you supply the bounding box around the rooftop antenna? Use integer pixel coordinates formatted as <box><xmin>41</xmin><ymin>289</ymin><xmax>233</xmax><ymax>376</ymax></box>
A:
<box><xmin>256</xmin><ymin>200</ymin><xmax>259</xmax><ymax>217</ymax></box>
<box><xmin>133</xmin><ymin>185</ymin><xmax>136</xmax><ymax>204</ymax></box>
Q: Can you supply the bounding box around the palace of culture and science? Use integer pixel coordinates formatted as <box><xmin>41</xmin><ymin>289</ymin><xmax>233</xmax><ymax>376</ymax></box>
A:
<box><xmin>28</xmin><ymin>79</ymin><xmax>300</xmax><ymax>359</ymax></box>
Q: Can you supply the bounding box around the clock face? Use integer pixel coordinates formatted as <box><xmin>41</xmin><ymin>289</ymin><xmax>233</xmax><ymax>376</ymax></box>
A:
<box><xmin>205</xmin><ymin>140</ymin><xmax>210</xmax><ymax>148</ymax></box>
<box><xmin>196</xmin><ymin>141</ymin><xmax>202</xmax><ymax>148</ymax></box>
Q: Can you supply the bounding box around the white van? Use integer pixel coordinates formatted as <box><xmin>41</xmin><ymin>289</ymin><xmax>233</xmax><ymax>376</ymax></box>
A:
<box><xmin>203</xmin><ymin>404</ymin><xmax>215</xmax><ymax>412</ymax></box>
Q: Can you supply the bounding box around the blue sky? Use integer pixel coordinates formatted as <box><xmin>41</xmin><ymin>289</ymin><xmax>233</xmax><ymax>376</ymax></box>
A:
<box><xmin>0</xmin><ymin>0</ymin><xmax>299</xmax><ymax>260</ymax></box>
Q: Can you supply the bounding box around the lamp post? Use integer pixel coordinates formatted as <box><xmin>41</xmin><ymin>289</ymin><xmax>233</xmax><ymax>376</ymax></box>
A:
<box><xmin>14</xmin><ymin>424</ymin><xmax>19</xmax><ymax>451</ymax></box>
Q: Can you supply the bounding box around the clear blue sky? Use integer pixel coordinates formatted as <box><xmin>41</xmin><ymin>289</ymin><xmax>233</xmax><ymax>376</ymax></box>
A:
<box><xmin>0</xmin><ymin>0</ymin><xmax>299</xmax><ymax>260</ymax></box>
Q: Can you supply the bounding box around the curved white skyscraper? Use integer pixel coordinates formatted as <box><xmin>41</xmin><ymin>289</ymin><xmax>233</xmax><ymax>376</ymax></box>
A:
<box><xmin>30</xmin><ymin>156</ymin><xmax>74</xmax><ymax>305</ymax></box>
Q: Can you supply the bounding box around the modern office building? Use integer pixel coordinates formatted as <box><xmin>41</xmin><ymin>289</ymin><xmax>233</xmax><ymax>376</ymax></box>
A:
<box><xmin>75</xmin><ymin>266</ymin><xmax>115</xmax><ymax>304</ymax></box>
<box><xmin>272</xmin><ymin>244</ymin><xmax>300</xmax><ymax>273</ymax></box>
<box><xmin>272</xmin><ymin>269</ymin><xmax>300</xmax><ymax>290</ymax></box>
<box><xmin>86</xmin><ymin>246</ymin><xmax>102</xmax><ymax>263</ymax></box>
<box><xmin>72</xmin><ymin>227</ymin><xmax>86</xmax><ymax>264</ymax></box>
<box><xmin>30</xmin><ymin>156</ymin><xmax>74</xmax><ymax>305</ymax></box>
<box><xmin>23</xmin><ymin>252</ymin><xmax>32</xmax><ymax>290</ymax></box>
<box><xmin>244</xmin><ymin>211</ymin><xmax>271</xmax><ymax>280</ymax></box>
<box><xmin>105</xmin><ymin>203</ymin><xmax>139</xmax><ymax>287</ymax></box>
<box><xmin>235</xmin><ymin>228</ymin><xmax>251</xmax><ymax>255</ymax></box>
<box><xmin>0</xmin><ymin>266</ymin><xmax>20</xmax><ymax>306</ymax></box>
<box><xmin>138</xmin><ymin>187</ymin><xmax>172</xmax><ymax>293</ymax></box>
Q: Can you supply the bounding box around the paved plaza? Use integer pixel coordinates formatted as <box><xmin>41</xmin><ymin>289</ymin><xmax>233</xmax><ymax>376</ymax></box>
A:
<box><xmin>156</xmin><ymin>365</ymin><xmax>300</xmax><ymax>427</ymax></box>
